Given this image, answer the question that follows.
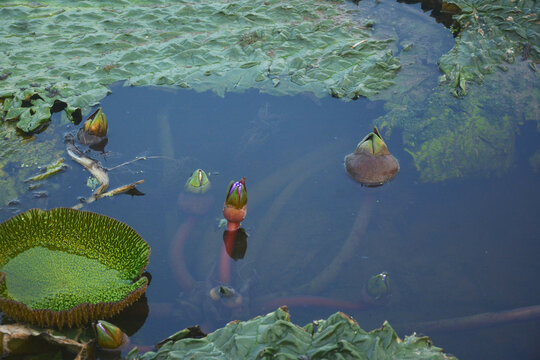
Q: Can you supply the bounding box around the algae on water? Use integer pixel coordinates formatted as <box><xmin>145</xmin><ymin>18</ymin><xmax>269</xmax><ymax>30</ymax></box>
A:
<box><xmin>0</xmin><ymin>120</ymin><xmax>62</xmax><ymax>206</ymax></box>
<box><xmin>438</xmin><ymin>0</ymin><xmax>539</xmax><ymax>96</ymax></box>
<box><xmin>374</xmin><ymin>0</ymin><xmax>538</xmax><ymax>182</ymax></box>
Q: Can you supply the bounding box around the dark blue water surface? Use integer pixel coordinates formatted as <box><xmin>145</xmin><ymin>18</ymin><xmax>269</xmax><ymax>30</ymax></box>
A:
<box><xmin>1</xmin><ymin>2</ymin><xmax>539</xmax><ymax>360</ymax></box>
<box><xmin>2</xmin><ymin>84</ymin><xmax>539</xmax><ymax>359</ymax></box>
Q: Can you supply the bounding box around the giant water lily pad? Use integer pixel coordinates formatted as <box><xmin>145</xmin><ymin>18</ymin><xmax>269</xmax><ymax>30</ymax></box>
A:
<box><xmin>0</xmin><ymin>208</ymin><xmax>150</xmax><ymax>328</ymax></box>
<box><xmin>127</xmin><ymin>307</ymin><xmax>456</xmax><ymax>359</ymax></box>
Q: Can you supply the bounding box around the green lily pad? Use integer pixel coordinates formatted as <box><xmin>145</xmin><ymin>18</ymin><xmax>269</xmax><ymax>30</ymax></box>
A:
<box><xmin>0</xmin><ymin>0</ymin><xmax>401</xmax><ymax>133</ymax></box>
<box><xmin>127</xmin><ymin>307</ymin><xmax>457</xmax><ymax>360</ymax></box>
<box><xmin>0</xmin><ymin>208</ymin><xmax>151</xmax><ymax>328</ymax></box>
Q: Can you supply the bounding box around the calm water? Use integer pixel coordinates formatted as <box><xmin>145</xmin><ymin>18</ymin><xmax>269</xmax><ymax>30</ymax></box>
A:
<box><xmin>1</xmin><ymin>2</ymin><xmax>539</xmax><ymax>360</ymax></box>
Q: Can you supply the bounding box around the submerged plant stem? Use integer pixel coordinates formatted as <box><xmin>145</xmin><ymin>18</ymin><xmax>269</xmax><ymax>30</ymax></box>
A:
<box><xmin>409</xmin><ymin>304</ymin><xmax>540</xmax><ymax>333</ymax></box>
<box><xmin>170</xmin><ymin>217</ymin><xmax>197</xmax><ymax>290</ymax></box>
<box><xmin>299</xmin><ymin>192</ymin><xmax>375</xmax><ymax>294</ymax></box>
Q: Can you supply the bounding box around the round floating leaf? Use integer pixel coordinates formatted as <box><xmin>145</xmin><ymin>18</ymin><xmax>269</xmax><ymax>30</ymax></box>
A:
<box><xmin>0</xmin><ymin>208</ymin><xmax>151</xmax><ymax>328</ymax></box>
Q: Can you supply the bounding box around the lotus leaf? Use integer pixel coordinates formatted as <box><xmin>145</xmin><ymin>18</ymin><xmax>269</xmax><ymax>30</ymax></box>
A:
<box><xmin>0</xmin><ymin>0</ymin><xmax>401</xmax><ymax>133</ymax></box>
<box><xmin>127</xmin><ymin>307</ymin><xmax>457</xmax><ymax>360</ymax></box>
<box><xmin>0</xmin><ymin>208</ymin><xmax>150</xmax><ymax>328</ymax></box>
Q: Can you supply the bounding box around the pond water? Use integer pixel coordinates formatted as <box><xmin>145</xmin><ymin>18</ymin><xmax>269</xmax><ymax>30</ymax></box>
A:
<box><xmin>1</xmin><ymin>1</ymin><xmax>539</xmax><ymax>360</ymax></box>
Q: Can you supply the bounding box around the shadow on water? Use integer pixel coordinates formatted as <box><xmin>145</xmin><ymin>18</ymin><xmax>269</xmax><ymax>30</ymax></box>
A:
<box><xmin>395</xmin><ymin>0</ymin><xmax>460</xmax><ymax>32</ymax></box>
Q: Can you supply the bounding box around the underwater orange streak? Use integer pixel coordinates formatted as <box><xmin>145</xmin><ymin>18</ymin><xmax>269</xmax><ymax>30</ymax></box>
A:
<box><xmin>259</xmin><ymin>296</ymin><xmax>368</xmax><ymax>311</ymax></box>
<box><xmin>170</xmin><ymin>216</ymin><xmax>197</xmax><ymax>290</ymax></box>
<box><xmin>219</xmin><ymin>230</ymin><xmax>235</xmax><ymax>284</ymax></box>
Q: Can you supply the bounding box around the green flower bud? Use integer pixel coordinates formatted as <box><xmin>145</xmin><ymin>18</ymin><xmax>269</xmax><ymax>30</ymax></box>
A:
<box><xmin>83</xmin><ymin>108</ymin><xmax>108</xmax><ymax>137</ymax></box>
<box><xmin>366</xmin><ymin>272</ymin><xmax>390</xmax><ymax>300</ymax></box>
<box><xmin>95</xmin><ymin>320</ymin><xmax>125</xmax><ymax>349</ymax></box>
<box><xmin>185</xmin><ymin>169</ymin><xmax>211</xmax><ymax>194</ymax></box>
<box><xmin>225</xmin><ymin>177</ymin><xmax>247</xmax><ymax>209</ymax></box>
<box><xmin>354</xmin><ymin>126</ymin><xmax>390</xmax><ymax>156</ymax></box>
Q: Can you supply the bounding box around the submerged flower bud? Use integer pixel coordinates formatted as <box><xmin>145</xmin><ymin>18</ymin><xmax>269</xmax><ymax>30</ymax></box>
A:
<box><xmin>185</xmin><ymin>169</ymin><xmax>211</xmax><ymax>194</ymax></box>
<box><xmin>83</xmin><ymin>108</ymin><xmax>108</xmax><ymax>137</ymax></box>
<box><xmin>225</xmin><ymin>178</ymin><xmax>247</xmax><ymax>209</ymax></box>
<box><xmin>95</xmin><ymin>320</ymin><xmax>126</xmax><ymax>349</ymax></box>
<box><xmin>366</xmin><ymin>272</ymin><xmax>390</xmax><ymax>300</ymax></box>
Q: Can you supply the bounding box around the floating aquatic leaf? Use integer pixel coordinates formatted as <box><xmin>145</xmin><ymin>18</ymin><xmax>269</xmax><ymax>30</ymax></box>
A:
<box><xmin>127</xmin><ymin>307</ymin><xmax>457</xmax><ymax>360</ymax></box>
<box><xmin>0</xmin><ymin>208</ymin><xmax>151</xmax><ymax>328</ymax></box>
<box><xmin>0</xmin><ymin>0</ymin><xmax>401</xmax><ymax>132</ymax></box>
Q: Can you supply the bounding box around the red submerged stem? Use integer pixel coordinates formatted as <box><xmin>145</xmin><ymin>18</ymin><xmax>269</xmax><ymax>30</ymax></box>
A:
<box><xmin>219</xmin><ymin>232</ymin><xmax>233</xmax><ymax>284</ymax></box>
<box><xmin>411</xmin><ymin>304</ymin><xmax>540</xmax><ymax>333</ymax></box>
<box><xmin>170</xmin><ymin>216</ymin><xmax>197</xmax><ymax>290</ymax></box>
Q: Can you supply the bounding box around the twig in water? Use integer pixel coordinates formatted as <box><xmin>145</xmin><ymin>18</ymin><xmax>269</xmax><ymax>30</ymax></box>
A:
<box><xmin>106</xmin><ymin>155</ymin><xmax>178</xmax><ymax>171</ymax></box>
<box><xmin>66</xmin><ymin>140</ymin><xmax>109</xmax><ymax>195</ymax></box>
<box><xmin>72</xmin><ymin>180</ymin><xmax>145</xmax><ymax>209</ymax></box>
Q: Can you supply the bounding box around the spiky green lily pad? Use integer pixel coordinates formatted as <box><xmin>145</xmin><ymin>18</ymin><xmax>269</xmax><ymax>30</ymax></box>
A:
<box><xmin>127</xmin><ymin>307</ymin><xmax>457</xmax><ymax>360</ymax></box>
<box><xmin>0</xmin><ymin>208</ymin><xmax>150</xmax><ymax>328</ymax></box>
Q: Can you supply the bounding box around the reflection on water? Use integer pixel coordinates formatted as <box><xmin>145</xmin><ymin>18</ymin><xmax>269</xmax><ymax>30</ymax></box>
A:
<box><xmin>1</xmin><ymin>85</ymin><xmax>538</xmax><ymax>359</ymax></box>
